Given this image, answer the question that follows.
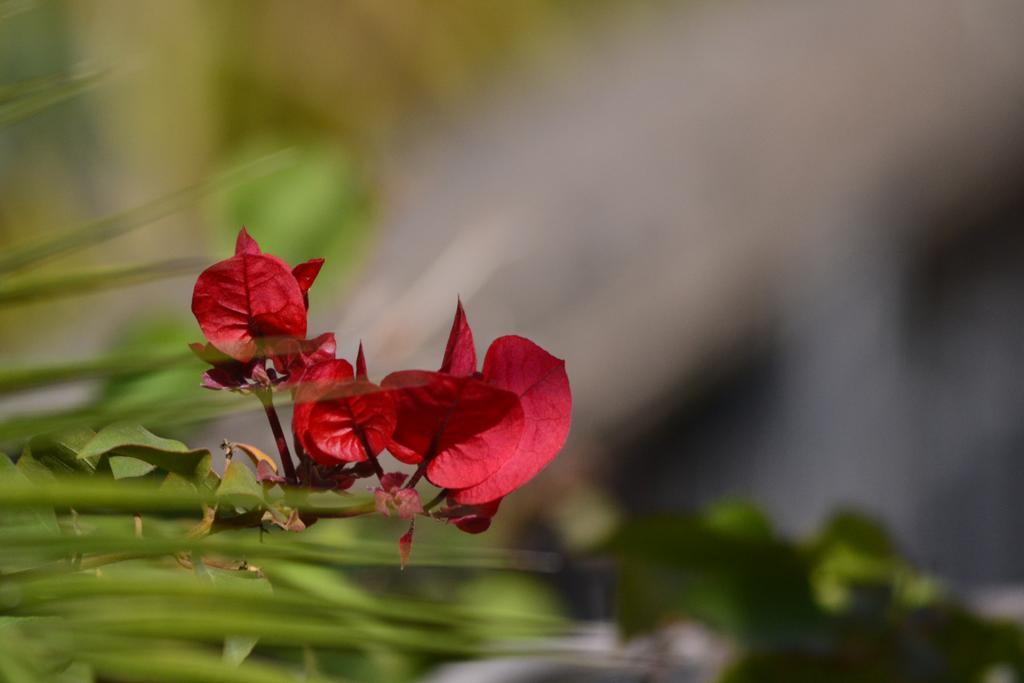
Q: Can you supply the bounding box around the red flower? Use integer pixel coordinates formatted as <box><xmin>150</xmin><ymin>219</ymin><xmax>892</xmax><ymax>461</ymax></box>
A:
<box><xmin>291</xmin><ymin>347</ymin><xmax>398</xmax><ymax>467</ymax></box>
<box><xmin>191</xmin><ymin>227</ymin><xmax>323</xmax><ymax>362</ymax></box>
<box><xmin>384</xmin><ymin>301</ymin><xmax>571</xmax><ymax>506</ymax></box>
<box><xmin>374</xmin><ymin>472</ymin><xmax>423</xmax><ymax>519</ymax></box>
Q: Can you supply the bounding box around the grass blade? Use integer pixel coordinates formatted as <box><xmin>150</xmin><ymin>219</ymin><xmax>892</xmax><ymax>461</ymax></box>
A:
<box><xmin>0</xmin><ymin>259</ymin><xmax>202</xmax><ymax>306</ymax></box>
<box><xmin>0</xmin><ymin>149</ymin><xmax>296</xmax><ymax>276</ymax></box>
<box><xmin>0</xmin><ymin>69</ymin><xmax>105</xmax><ymax>127</ymax></box>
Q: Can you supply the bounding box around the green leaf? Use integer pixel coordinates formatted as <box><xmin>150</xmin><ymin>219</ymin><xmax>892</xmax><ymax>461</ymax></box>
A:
<box><xmin>193</xmin><ymin>562</ymin><xmax>274</xmax><ymax>667</ymax></box>
<box><xmin>15</xmin><ymin>450</ymin><xmax>57</xmax><ymax>485</ymax></box>
<box><xmin>27</xmin><ymin>428</ymin><xmax>97</xmax><ymax>473</ymax></box>
<box><xmin>703</xmin><ymin>499</ymin><xmax>774</xmax><ymax>541</ymax></box>
<box><xmin>216</xmin><ymin>460</ymin><xmax>265</xmax><ymax>511</ymax></box>
<box><xmin>107</xmin><ymin>456</ymin><xmax>157</xmax><ymax>480</ymax></box>
<box><xmin>610</xmin><ymin>513</ymin><xmax>831</xmax><ymax>645</ymax></box>
<box><xmin>77</xmin><ymin>424</ymin><xmax>212</xmax><ymax>482</ymax></box>
<box><xmin>0</xmin><ymin>350</ymin><xmax>192</xmax><ymax>395</ymax></box>
<box><xmin>0</xmin><ymin>452</ymin><xmax>60</xmax><ymax>570</ymax></box>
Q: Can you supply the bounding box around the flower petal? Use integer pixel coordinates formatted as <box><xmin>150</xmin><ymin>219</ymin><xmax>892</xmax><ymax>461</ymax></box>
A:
<box><xmin>381</xmin><ymin>370</ymin><xmax>524</xmax><ymax>488</ymax></box>
<box><xmin>355</xmin><ymin>341</ymin><xmax>368</xmax><ymax>380</ymax></box>
<box><xmin>450</xmin><ymin>336</ymin><xmax>571</xmax><ymax>505</ymax></box>
<box><xmin>439</xmin><ymin>299</ymin><xmax>476</xmax><ymax>377</ymax></box>
<box><xmin>303</xmin><ymin>381</ymin><xmax>397</xmax><ymax>464</ymax></box>
<box><xmin>234</xmin><ymin>226</ymin><xmax>261</xmax><ymax>255</ymax></box>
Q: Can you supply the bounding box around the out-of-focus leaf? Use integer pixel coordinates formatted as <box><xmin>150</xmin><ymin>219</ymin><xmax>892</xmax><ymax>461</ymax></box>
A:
<box><xmin>703</xmin><ymin>499</ymin><xmax>774</xmax><ymax>541</ymax></box>
<box><xmin>0</xmin><ymin>452</ymin><xmax>60</xmax><ymax>571</ymax></box>
<box><xmin>0</xmin><ymin>149</ymin><xmax>295</xmax><ymax>276</ymax></box>
<box><xmin>15</xmin><ymin>450</ymin><xmax>57</xmax><ymax>485</ymax></box>
<box><xmin>0</xmin><ymin>392</ymin><xmax>240</xmax><ymax>444</ymax></box>
<box><xmin>210</xmin><ymin>146</ymin><xmax>373</xmax><ymax>285</ymax></box>
<box><xmin>611</xmin><ymin>513</ymin><xmax>831</xmax><ymax>645</ymax></box>
<box><xmin>79</xmin><ymin>648</ymin><xmax>339</xmax><ymax>683</ymax></box>
<box><xmin>0</xmin><ymin>69</ymin><xmax>104</xmax><ymax>127</ymax></box>
<box><xmin>0</xmin><ymin>351</ymin><xmax>191</xmax><ymax>395</ymax></box>
<box><xmin>809</xmin><ymin>510</ymin><xmax>939</xmax><ymax>613</ymax></box>
<box><xmin>812</xmin><ymin>510</ymin><xmax>895</xmax><ymax>560</ymax></box>
<box><xmin>454</xmin><ymin>573</ymin><xmax>566</xmax><ymax>641</ymax></box>
<box><xmin>0</xmin><ymin>259</ymin><xmax>202</xmax><ymax>307</ymax></box>
<box><xmin>192</xmin><ymin>562</ymin><xmax>273</xmax><ymax>667</ymax></box>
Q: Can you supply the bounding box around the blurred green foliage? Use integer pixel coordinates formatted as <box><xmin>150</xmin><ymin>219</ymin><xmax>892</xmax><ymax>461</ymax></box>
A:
<box><xmin>611</xmin><ymin>501</ymin><xmax>1024</xmax><ymax>682</ymax></box>
<box><xmin>0</xmin><ymin>423</ymin><xmax>568</xmax><ymax>683</ymax></box>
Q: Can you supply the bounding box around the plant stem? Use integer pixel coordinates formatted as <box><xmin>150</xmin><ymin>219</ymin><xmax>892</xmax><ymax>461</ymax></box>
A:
<box><xmin>405</xmin><ymin>434</ymin><xmax>441</xmax><ymax>489</ymax></box>
<box><xmin>356</xmin><ymin>430</ymin><xmax>385</xmax><ymax>484</ymax></box>
<box><xmin>257</xmin><ymin>390</ymin><xmax>298</xmax><ymax>485</ymax></box>
<box><xmin>423</xmin><ymin>489</ymin><xmax>448</xmax><ymax>513</ymax></box>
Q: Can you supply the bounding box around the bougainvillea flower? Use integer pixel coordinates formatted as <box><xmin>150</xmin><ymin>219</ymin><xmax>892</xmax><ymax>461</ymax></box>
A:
<box><xmin>383</xmin><ymin>301</ymin><xmax>571</xmax><ymax>505</ymax></box>
<box><xmin>191</xmin><ymin>228</ymin><xmax>320</xmax><ymax>362</ymax></box>
<box><xmin>292</xmin><ymin>353</ymin><xmax>398</xmax><ymax>466</ymax></box>
<box><xmin>374</xmin><ymin>473</ymin><xmax>423</xmax><ymax>519</ymax></box>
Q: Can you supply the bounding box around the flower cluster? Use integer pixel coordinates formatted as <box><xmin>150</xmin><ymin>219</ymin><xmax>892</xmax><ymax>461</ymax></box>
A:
<box><xmin>191</xmin><ymin>229</ymin><xmax>571</xmax><ymax>554</ymax></box>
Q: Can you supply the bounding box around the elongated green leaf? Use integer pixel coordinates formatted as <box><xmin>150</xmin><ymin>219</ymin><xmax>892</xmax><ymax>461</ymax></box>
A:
<box><xmin>0</xmin><ymin>453</ymin><xmax>60</xmax><ymax>571</ymax></box>
<box><xmin>0</xmin><ymin>392</ymin><xmax>241</xmax><ymax>443</ymax></box>
<box><xmin>0</xmin><ymin>259</ymin><xmax>202</xmax><ymax>307</ymax></box>
<box><xmin>194</xmin><ymin>563</ymin><xmax>273</xmax><ymax>667</ymax></box>
<box><xmin>0</xmin><ymin>351</ymin><xmax>192</xmax><ymax>395</ymax></box>
<box><xmin>0</xmin><ymin>149</ymin><xmax>295</xmax><ymax>275</ymax></box>
<box><xmin>80</xmin><ymin>648</ymin><xmax>342</xmax><ymax>683</ymax></box>
<box><xmin>0</xmin><ymin>69</ymin><xmax>105</xmax><ymax>128</ymax></box>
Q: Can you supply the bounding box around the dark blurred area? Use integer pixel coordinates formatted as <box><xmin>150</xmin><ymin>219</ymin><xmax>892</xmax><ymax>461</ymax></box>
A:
<box><xmin>5</xmin><ymin>0</ymin><xmax>1024</xmax><ymax>679</ymax></box>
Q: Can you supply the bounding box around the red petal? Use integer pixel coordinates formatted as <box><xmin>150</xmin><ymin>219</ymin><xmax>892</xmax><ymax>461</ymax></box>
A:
<box><xmin>439</xmin><ymin>299</ymin><xmax>476</xmax><ymax>377</ymax></box>
<box><xmin>355</xmin><ymin>341</ymin><xmax>368</xmax><ymax>380</ymax></box>
<box><xmin>291</xmin><ymin>359</ymin><xmax>354</xmax><ymax>459</ymax></box>
<box><xmin>235</xmin><ymin>227</ymin><xmax>261</xmax><ymax>255</ymax></box>
<box><xmin>450</xmin><ymin>336</ymin><xmax>571</xmax><ymax>505</ymax></box>
<box><xmin>444</xmin><ymin>498</ymin><xmax>501</xmax><ymax>534</ymax></box>
<box><xmin>292</xmin><ymin>258</ymin><xmax>324</xmax><ymax>298</ymax></box>
<box><xmin>380</xmin><ymin>472</ymin><xmax>407</xmax><ymax>492</ymax></box>
<box><xmin>394</xmin><ymin>489</ymin><xmax>423</xmax><ymax>519</ymax></box>
<box><xmin>302</xmin><ymin>381</ymin><xmax>397</xmax><ymax>465</ymax></box>
<box><xmin>374</xmin><ymin>489</ymin><xmax>391</xmax><ymax>516</ymax></box>
<box><xmin>381</xmin><ymin>370</ymin><xmax>524</xmax><ymax>488</ymax></box>
<box><xmin>191</xmin><ymin>249</ymin><xmax>307</xmax><ymax>361</ymax></box>
<box><xmin>398</xmin><ymin>522</ymin><xmax>414</xmax><ymax>570</ymax></box>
